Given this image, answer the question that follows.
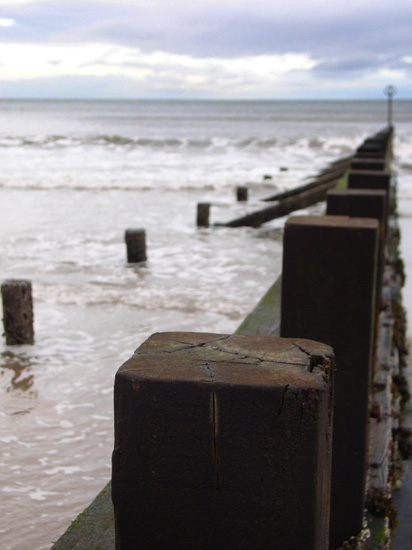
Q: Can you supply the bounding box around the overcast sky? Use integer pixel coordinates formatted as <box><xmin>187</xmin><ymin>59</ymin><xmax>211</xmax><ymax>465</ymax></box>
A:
<box><xmin>0</xmin><ymin>0</ymin><xmax>411</xmax><ymax>99</ymax></box>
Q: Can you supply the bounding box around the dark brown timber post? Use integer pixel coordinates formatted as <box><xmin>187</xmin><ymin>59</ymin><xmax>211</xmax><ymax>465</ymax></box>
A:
<box><xmin>1</xmin><ymin>279</ymin><xmax>34</xmax><ymax>345</ymax></box>
<box><xmin>125</xmin><ymin>229</ymin><xmax>147</xmax><ymax>263</ymax></box>
<box><xmin>112</xmin><ymin>331</ymin><xmax>334</xmax><ymax>550</ymax></box>
<box><xmin>348</xmin><ymin>170</ymin><xmax>391</xmax><ymax>193</ymax></box>
<box><xmin>197</xmin><ymin>202</ymin><xmax>210</xmax><ymax>227</ymax></box>
<box><xmin>236</xmin><ymin>186</ymin><xmax>248</xmax><ymax>201</ymax></box>
<box><xmin>350</xmin><ymin>159</ymin><xmax>387</xmax><ymax>171</ymax></box>
<box><xmin>326</xmin><ymin>189</ymin><xmax>387</xmax><ymax>231</ymax></box>
<box><xmin>280</xmin><ymin>216</ymin><xmax>379</xmax><ymax>549</ymax></box>
<box><xmin>326</xmin><ymin>188</ymin><xmax>387</xmax><ymax>312</ymax></box>
<box><xmin>348</xmin><ymin>168</ymin><xmax>396</xmax><ymax>217</ymax></box>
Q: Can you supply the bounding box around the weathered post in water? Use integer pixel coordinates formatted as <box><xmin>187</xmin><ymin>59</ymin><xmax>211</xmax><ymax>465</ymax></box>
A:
<box><xmin>124</xmin><ymin>229</ymin><xmax>147</xmax><ymax>263</ymax></box>
<box><xmin>112</xmin><ymin>331</ymin><xmax>334</xmax><ymax>550</ymax></box>
<box><xmin>196</xmin><ymin>202</ymin><xmax>210</xmax><ymax>227</ymax></box>
<box><xmin>280</xmin><ymin>216</ymin><xmax>379</xmax><ymax>548</ymax></box>
<box><xmin>236</xmin><ymin>186</ymin><xmax>248</xmax><ymax>201</ymax></box>
<box><xmin>1</xmin><ymin>279</ymin><xmax>34</xmax><ymax>345</ymax></box>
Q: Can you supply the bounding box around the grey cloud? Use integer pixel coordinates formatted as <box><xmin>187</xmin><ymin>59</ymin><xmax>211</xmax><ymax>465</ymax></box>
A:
<box><xmin>313</xmin><ymin>55</ymin><xmax>388</xmax><ymax>77</ymax></box>
<box><xmin>313</xmin><ymin>53</ymin><xmax>412</xmax><ymax>80</ymax></box>
<box><xmin>3</xmin><ymin>1</ymin><xmax>412</xmax><ymax>59</ymax></box>
<box><xmin>2</xmin><ymin>0</ymin><xmax>412</xmax><ymax>99</ymax></box>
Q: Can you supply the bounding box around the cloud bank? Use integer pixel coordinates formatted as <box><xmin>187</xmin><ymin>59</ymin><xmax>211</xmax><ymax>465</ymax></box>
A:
<box><xmin>0</xmin><ymin>0</ymin><xmax>411</xmax><ymax>98</ymax></box>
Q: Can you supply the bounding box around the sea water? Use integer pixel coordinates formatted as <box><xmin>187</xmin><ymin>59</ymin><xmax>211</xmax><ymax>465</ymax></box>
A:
<box><xmin>0</xmin><ymin>99</ymin><xmax>411</xmax><ymax>550</ymax></box>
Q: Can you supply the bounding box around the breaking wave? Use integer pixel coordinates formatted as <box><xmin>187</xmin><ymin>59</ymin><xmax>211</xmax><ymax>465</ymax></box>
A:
<box><xmin>0</xmin><ymin>133</ymin><xmax>308</xmax><ymax>151</ymax></box>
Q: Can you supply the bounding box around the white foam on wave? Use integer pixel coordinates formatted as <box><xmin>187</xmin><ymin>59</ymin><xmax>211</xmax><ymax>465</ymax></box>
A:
<box><xmin>0</xmin><ymin>130</ymin><xmax>360</xmax><ymax>192</ymax></box>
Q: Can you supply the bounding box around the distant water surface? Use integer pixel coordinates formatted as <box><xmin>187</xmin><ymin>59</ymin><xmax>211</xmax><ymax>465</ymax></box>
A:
<box><xmin>0</xmin><ymin>99</ymin><xmax>411</xmax><ymax>550</ymax></box>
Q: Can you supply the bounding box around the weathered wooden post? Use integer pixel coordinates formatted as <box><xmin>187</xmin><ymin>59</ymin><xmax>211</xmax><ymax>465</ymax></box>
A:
<box><xmin>327</xmin><ymin>189</ymin><xmax>387</xmax><ymax>225</ymax></box>
<box><xmin>350</xmin><ymin>158</ymin><xmax>387</xmax><ymax>172</ymax></box>
<box><xmin>326</xmin><ymin>189</ymin><xmax>388</xmax><ymax>312</ymax></box>
<box><xmin>197</xmin><ymin>202</ymin><xmax>210</xmax><ymax>227</ymax></box>
<box><xmin>355</xmin><ymin>140</ymin><xmax>385</xmax><ymax>159</ymax></box>
<box><xmin>112</xmin><ymin>331</ymin><xmax>334</xmax><ymax>549</ymax></box>
<box><xmin>348</xmin><ymin>168</ymin><xmax>396</xmax><ymax>220</ymax></box>
<box><xmin>354</xmin><ymin>128</ymin><xmax>393</xmax><ymax>161</ymax></box>
<box><xmin>236</xmin><ymin>186</ymin><xmax>248</xmax><ymax>201</ymax></box>
<box><xmin>348</xmin><ymin>170</ymin><xmax>391</xmax><ymax>194</ymax></box>
<box><xmin>280</xmin><ymin>216</ymin><xmax>379</xmax><ymax>549</ymax></box>
<box><xmin>125</xmin><ymin>229</ymin><xmax>147</xmax><ymax>263</ymax></box>
<box><xmin>1</xmin><ymin>279</ymin><xmax>34</xmax><ymax>345</ymax></box>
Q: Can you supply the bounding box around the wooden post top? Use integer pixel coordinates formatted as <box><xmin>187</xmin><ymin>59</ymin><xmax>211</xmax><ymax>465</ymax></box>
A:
<box><xmin>113</xmin><ymin>332</ymin><xmax>335</xmax><ymax>549</ymax></box>
<box><xmin>285</xmin><ymin>215</ymin><xmax>379</xmax><ymax>231</ymax></box>
<box><xmin>327</xmin><ymin>189</ymin><xmax>387</xmax><ymax>198</ymax></box>
<box><xmin>117</xmin><ymin>331</ymin><xmax>334</xmax><ymax>389</ymax></box>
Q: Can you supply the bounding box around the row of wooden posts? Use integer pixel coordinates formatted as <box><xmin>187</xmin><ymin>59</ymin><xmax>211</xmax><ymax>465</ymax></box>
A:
<box><xmin>0</xmin><ymin>148</ymin><xmax>364</xmax><ymax>342</ymax></box>
<box><xmin>1</xmin><ymin>229</ymin><xmax>147</xmax><ymax>343</ymax></box>
<box><xmin>196</xmin><ymin>149</ymin><xmax>355</xmax><ymax>228</ymax></box>
<box><xmin>0</xmin><ymin>172</ymin><xmax>338</xmax><ymax>342</ymax></box>
<box><xmin>111</xmin><ymin>127</ymin><xmax>403</xmax><ymax>549</ymax></box>
<box><xmin>2</xmin><ymin>126</ymin><xmax>403</xmax><ymax>549</ymax></box>
<box><xmin>0</xmin><ymin>196</ymin><xmax>243</xmax><ymax>341</ymax></box>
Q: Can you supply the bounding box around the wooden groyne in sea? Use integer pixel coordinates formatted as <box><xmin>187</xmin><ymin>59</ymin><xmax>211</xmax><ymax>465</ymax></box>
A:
<box><xmin>221</xmin><ymin>155</ymin><xmax>353</xmax><ymax>227</ymax></box>
<box><xmin>216</xmin><ymin>129</ymin><xmax>391</xmax><ymax>229</ymax></box>
<box><xmin>50</xmin><ymin>126</ymin><xmax>411</xmax><ymax>549</ymax></box>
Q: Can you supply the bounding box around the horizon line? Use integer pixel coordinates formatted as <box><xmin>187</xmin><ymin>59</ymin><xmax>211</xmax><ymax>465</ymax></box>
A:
<box><xmin>0</xmin><ymin>96</ymin><xmax>409</xmax><ymax>101</ymax></box>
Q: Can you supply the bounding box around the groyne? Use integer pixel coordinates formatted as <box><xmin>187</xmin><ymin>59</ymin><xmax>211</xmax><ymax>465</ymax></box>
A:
<box><xmin>220</xmin><ymin>154</ymin><xmax>354</xmax><ymax>227</ymax></box>
<box><xmin>51</xmin><ymin>126</ymin><xmax>411</xmax><ymax>549</ymax></box>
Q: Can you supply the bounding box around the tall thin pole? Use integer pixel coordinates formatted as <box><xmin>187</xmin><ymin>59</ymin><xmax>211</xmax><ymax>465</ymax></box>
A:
<box><xmin>384</xmin><ymin>84</ymin><xmax>396</xmax><ymax>127</ymax></box>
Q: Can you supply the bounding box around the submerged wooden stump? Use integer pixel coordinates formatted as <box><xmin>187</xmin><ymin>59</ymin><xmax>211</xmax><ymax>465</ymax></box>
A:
<box><xmin>112</xmin><ymin>331</ymin><xmax>334</xmax><ymax>550</ymax></box>
<box><xmin>1</xmin><ymin>279</ymin><xmax>34</xmax><ymax>345</ymax></box>
<box><xmin>236</xmin><ymin>186</ymin><xmax>248</xmax><ymax>201</ymax></box>
<box><xmin>197</xmin><ymin>202</ymin><xmax>210</xmax><ymax>227</ymax></box>
<box><xmin>124</xmin><ymin>229</ymin><xmax>147</xmax><ymax>263</ymax></box>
